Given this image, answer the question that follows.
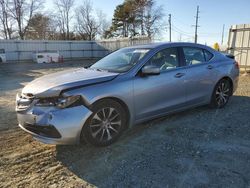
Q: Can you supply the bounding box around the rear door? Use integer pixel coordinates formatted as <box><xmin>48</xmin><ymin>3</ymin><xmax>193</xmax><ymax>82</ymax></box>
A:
<box><xmin>133</xmin><ymin>47</ymin><xmax>186</xmax><ymax>121</ymax></box>
<box><xmin>181</xmin><ymin>47</ymin><xmax>216</xmax><ymax>105</ymax></box>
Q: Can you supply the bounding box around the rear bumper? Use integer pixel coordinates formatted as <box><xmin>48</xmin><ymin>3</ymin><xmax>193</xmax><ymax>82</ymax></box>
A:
<box><xmin>17</xmin><ymin>105</ymin><xmax>92</xmax><ymax>145</ymax></box>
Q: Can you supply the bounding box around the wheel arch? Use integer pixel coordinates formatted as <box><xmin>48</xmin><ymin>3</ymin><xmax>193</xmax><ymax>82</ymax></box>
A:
<box><xmin>79</xmin><ymin>96</ymin><xmax>131</xmax><ymax>145</ymax></box>
<box><xmin>89</xmin><ymin>97</ymin><xmax>131</xmax><ymax>129</ymax></box>
<box><xmin>218</xmin><ymin>76</ymin><xmax>234</xmax><ymax>96</ymax></box>
<box><xmin>209</xmin><ymin>76</ymin><xmax>234</xmax><ymax>108</ymax></box>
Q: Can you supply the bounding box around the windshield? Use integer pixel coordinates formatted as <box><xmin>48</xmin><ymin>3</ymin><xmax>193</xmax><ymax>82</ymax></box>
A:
<box><xmin>90</xmin><ymin>48</ymin><xmax>150</xmax><ymax>73</ymax></box>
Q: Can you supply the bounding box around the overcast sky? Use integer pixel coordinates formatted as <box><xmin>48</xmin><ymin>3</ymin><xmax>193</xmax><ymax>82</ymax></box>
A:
<box><xmin>46</xmin><ymin>0</ymin><xmax>250</xmax><ymax>45</ymax></box>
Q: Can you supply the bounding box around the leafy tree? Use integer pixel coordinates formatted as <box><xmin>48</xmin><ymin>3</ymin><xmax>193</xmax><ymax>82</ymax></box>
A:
<box><xmin>107</xmin><ymin>0</ymin><xmax>163</xmax><ymax>39</ymax></box>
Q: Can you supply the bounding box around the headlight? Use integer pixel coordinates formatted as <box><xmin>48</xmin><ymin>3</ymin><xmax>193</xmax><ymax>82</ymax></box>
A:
<box><xmin>35</xmin><ymin>97</ymin><xmax>57</xmax><ymax>107</ymax></box>
<box><xmin>35</xmin><ymin>96</ymin><xmax>81</xmax><ymax>109</ymax></box>
<box><xmin>56</xmin><ymin>96</ymin><xmax>81</xmax><ymax>109</ymax></box>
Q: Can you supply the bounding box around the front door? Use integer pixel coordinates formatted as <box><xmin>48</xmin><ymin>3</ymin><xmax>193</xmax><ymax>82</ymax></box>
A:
<box><xmin>133</xmin><ymin>47</ymin><xmax>186</xmax><ymax>121</ymax></box>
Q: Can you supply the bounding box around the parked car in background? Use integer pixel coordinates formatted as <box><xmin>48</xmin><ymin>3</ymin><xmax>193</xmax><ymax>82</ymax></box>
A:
<box><xmin>16</xmin><ymin>42</ymin><xmax>239</xmax><ymax>146</ymax></box>
<box><xmin>0</xmin><ymin>49</ymin><xmax>6</xmax><ymax>63</ymax></box>
<box><xmin>33</xmin><ymin>52</ymin><xmax>60</xmax><ymax>64</ymax></box>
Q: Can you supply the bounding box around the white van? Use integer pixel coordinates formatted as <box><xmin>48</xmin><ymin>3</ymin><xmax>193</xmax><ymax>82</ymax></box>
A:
<box><xmin>33</xmin><ymin>52</ymin><xmax>60</xmax><ymax>64</ymax></box>
<box><xmin>0</xmin><ymin>49</ymin><xmax>6</xmax><ymax>63</ymax></box>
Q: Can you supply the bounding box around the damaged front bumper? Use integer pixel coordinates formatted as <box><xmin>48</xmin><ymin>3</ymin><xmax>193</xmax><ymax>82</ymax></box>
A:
<box><xmin>16</xmin><ymin>94</ymin><xmax>92</xmax><ymax>145</ymax></box>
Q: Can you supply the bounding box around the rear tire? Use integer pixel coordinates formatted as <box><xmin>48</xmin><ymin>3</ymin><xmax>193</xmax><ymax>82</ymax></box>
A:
<box><xmin>81</xmin><ymin>99</ymin><xmax>127</xmax><ymax>147</ymax></box>
<box><xmin>210</xmin><ymin>79</ymin><xmax>232</xmax><ymax>108</ymax></box>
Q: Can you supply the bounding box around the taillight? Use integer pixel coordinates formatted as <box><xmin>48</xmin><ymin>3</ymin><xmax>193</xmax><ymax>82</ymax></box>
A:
<box><xmin>234</xmin><ymin>61</ymin><xmax>239</xmax><ymax>69</ymax></box>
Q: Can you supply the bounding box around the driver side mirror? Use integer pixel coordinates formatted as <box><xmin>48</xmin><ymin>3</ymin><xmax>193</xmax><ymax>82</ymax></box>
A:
<box><xmin>141</xmin><ymin>65</ymin><xmax>160</xmax><ymax>76</ymax></box>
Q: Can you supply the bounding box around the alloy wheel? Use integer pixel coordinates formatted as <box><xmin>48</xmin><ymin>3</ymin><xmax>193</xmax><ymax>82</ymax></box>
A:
<box><xmin>215</xmin><ymin>80</ymin><xmax>230</xmax><ymax>107</ymax></box>
<box><xmin>89</xmin><ymin>107</ymin><xmax>122</xmax><ymax>142</ymax></box>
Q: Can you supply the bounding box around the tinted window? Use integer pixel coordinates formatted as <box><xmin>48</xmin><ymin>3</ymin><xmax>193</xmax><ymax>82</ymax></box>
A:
<box><xmin>146</xmin><ymin>48</ymin><xmax>179</xmax><ymax>72</ymax></box>
<box><xmin>183</xmin><ymin>47</ymin><xmax>205</xmax><ymax>65</ymax></box>
<box><xmin>204</xmin><ymin>50</ymin><xmax>213</xmax><ymax>61</ymax></box>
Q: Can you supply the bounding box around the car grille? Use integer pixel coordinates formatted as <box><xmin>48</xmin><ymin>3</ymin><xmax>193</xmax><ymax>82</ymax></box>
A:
<box><xmin>16</xmin><ymin>93</ymin><xmax>35</xmax><ymax>111</ymax></box>
<box><xmin>23</xmin><ymin>123</ymin><xmax>61</xmax><ymax>138</ymax></box>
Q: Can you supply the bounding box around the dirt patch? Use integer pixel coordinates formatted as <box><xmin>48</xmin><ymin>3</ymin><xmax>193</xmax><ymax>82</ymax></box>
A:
<box><xmin>0</xmin><ymin>62</ymin><xmax>250</xmax><ymax>187</ymax></box>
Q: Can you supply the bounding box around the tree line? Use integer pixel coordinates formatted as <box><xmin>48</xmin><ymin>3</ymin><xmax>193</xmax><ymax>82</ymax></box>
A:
<box><xmin>0</xmin><ymin>0</ymin><xmax>164</xmax><ymax>40</ymax></box>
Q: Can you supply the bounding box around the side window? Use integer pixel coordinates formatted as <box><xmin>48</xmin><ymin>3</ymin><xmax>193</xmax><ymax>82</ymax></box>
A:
<box><xmin>37</xmin><ymin>55</ymin><xmax>44</xmax><ymax>58</ymax></box>
<box><xmin>146</xmin><ymin>48</ymin><xmax>179</xmax><ymax>72</ymax></box>
<box><xmin>183</xmin><ymin>47</ymin><xmax>205</xmax><ymax>65</ymax></box>
<box><xmin>204</xmin><ymin>50</ymin><xmax>213</xmax><ymax>61</ymax></box>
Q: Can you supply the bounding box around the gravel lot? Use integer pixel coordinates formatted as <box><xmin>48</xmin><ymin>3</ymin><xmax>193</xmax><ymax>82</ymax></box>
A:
<box><xmin>0</xmin><ymin>62</ymin><xmax>250</xmax><ymax>188</ymax></box>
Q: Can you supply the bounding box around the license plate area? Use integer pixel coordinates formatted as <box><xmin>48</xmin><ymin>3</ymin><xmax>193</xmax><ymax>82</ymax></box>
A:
<box><xmin>17</xmin><ymin>113</ymin><xmax>36</xmax><ymax>126</ymax></box>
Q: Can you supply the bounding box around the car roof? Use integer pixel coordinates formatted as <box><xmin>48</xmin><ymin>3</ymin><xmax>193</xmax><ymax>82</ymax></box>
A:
<box><xmin>128</xmin><ymin>42</ymin><xmax>214</xmax><ymax>51</ymax></box>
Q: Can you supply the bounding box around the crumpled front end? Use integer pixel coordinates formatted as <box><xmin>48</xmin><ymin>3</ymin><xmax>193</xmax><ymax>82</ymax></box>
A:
<box><xmin>16</xmin><ymin>93</ymin><xmax>92</xmax><ymax>145</ymax></box>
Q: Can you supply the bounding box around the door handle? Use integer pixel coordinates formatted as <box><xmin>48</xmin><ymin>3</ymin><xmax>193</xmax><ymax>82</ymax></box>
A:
<box><xmin>175</xmin><ymin>73</ymin><xmax>185</xmax><ymax>78</ymax></box>
<box><xmin>207</xmin><ymin>65</ymin><xmax>213</xmax><ymax>69</ymax></box>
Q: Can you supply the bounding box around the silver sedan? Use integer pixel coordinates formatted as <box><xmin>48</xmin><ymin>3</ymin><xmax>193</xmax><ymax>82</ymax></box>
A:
<box><xmin>16</xmin><ymin>42</ymin><xmax>239</xmax><ymax>146</ymax></box>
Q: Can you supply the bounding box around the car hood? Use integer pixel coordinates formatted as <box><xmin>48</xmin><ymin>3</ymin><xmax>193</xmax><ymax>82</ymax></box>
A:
<box><xmin>22</xmin><ymin>68</ymin><xmax>119</xmax><ymax>97</ymax></box>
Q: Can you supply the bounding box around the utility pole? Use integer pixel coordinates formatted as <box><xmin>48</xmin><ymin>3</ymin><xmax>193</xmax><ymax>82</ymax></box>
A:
<box><xmin>194</xmin><ymin>6</ymin><xmax>200</xmax><ymax>43</ymax></box>
<box><xmin>221</xmin><ymin>24</ymin><xmax>225</xmax><ymax>45</ymax></box>
<box><xmin>178</xmin><ymin>34</ymin><xmax>182</xmax><ymax>42</ymax></box>
<box><xmin>168</xmin><ymin>14</ymin><xmax>172</xmax><ymax>42</ymax></box>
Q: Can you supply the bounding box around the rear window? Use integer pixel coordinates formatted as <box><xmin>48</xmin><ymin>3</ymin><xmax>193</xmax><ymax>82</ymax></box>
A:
<box><xmin>183</xmin><ymin>47</ymin><xmax>214</xmax><ymax>66</ymax></box>
<box><xmin>183</xmin><ymin>47</ymin><xmax>205</xmax><ymax>65</ymax></box>
<box><xmin>204</xmin><ymin>50</ymin><xmax>213</xmax><ymax>61</ymax></box>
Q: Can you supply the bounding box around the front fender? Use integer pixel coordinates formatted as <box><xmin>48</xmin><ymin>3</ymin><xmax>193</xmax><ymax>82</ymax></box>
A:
<box><xmin>63</xmin><ymin>79</ymin><xmax>135</xmax><ymax>128</ymax></box>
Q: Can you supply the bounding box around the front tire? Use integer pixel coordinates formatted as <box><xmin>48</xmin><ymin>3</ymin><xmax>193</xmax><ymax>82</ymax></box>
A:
<box><xmin>81</xmin><ymin>99</ymin><xmax>127</xmax><ymax>146</ymax></box>
<box><xmin>210</xmin><ymin>79</ymin><xmax>232</xmax><ymax>108</ymax></box>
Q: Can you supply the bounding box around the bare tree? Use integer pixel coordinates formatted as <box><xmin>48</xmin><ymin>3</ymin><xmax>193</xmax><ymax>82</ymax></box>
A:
<box><xmin>0</xmin><ymin>0</ymin><xmax>13</xmax><ymax>39</ymax></box>
<box><xmin>75</xmin><ymin>0</ymin><xmax>98</xmax><ymax>40</ymax></box>
<box><xmin>144</xmin><ymin>0</ymin><xmax>164</xmax><ymax>39</ymax></box>
<box><xmin>6</xmin><ymin>0</ymin><xmax>44</xmax><ymax>39</ymax></box>
<box><xmin>54</xmin><ymin>0</ymin><xmax>74</xmax><ymax>40</ymax></box>
<box><xmin>96</xmin><ymin>10</ymin><xmax>110</xmax><ymax>39</ymax></box>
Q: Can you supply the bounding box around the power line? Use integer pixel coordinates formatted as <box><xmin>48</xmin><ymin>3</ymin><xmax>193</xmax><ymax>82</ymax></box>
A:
<box><xmin>198</xmin><ymin>32</ymin><xmax>221</xmax><ymax>36</ymax></box>
<box><xmin>172</xmin><ymin>17</ymin><xmax>192</xmax><ymax>28</ymax></box>
<box><xmin>165</xmin><ymin>11</ymin><xmax>223</xmax><ymax>43</ymax></box>
<box><xmin>173</xmin><ymin>22</ymin><xmax>220</xmax><ymax>37</ymax></box>
<box><xmin>172</xmin><ymin>25</ymin><xmax>193</xmax><ymax>36</ymax></box>
<box><xmin>169</xmin><ymin>13</ymin><xmax>223</xmax><ymax>43</ymax></box>
<box><xmin>172</xmin><ymin>15</ymin><xmax>220</xmax><ymax>35</ymax></box>
<box><xmin>172</xmin><ymin>28</ymin><xmax>193</xmax><ymax>38</ymax></box>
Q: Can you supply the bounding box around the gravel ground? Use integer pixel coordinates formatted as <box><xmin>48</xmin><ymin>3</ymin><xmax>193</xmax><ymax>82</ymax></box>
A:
<box><xmin>0</xmin><ymin>62</ymin><xmax>250</xmax><ymax>188</ymax></box>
